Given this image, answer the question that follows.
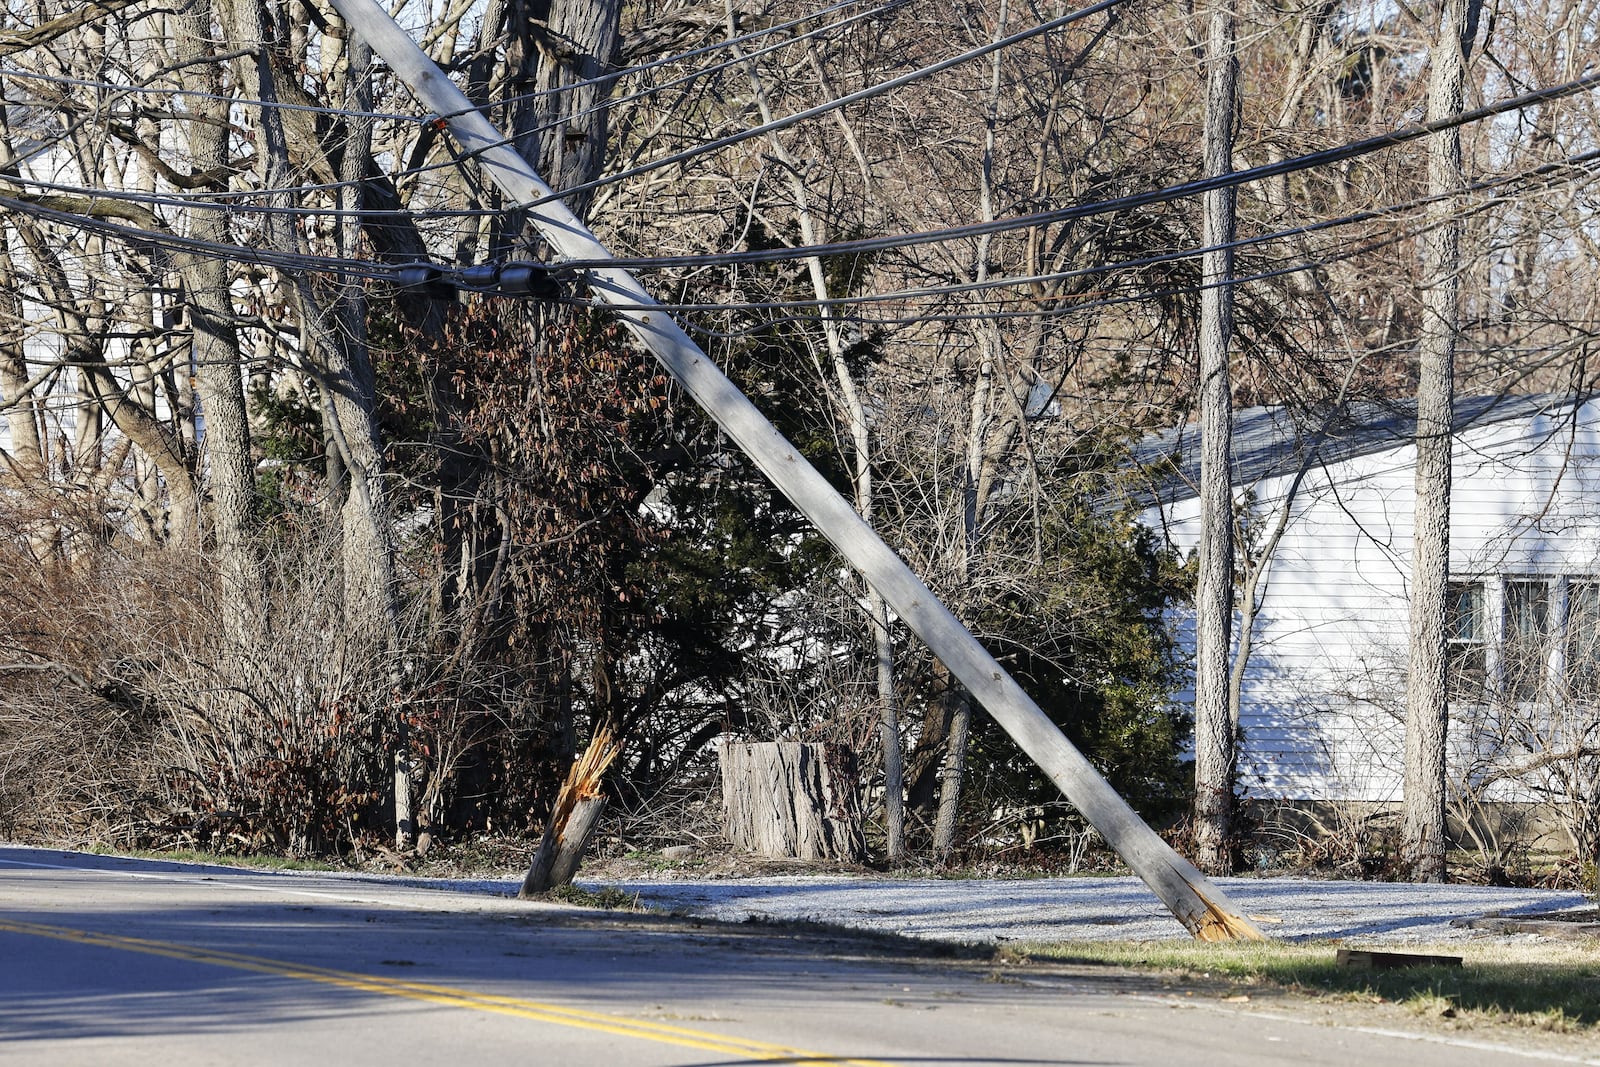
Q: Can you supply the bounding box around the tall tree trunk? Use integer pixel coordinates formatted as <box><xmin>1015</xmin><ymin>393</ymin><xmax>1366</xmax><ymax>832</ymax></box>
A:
<box><xmin>1193</xmin><ymin>0</ymin><xmax>1239</xmax><ymax>877</ymax></box>
<box><xmin>230</xmin><ymin>0</ymin><xmax>400</xmax><ymax>645</ymax></box>
<box><xmin>932</xmin><ymin>685</ymin><xmax>971</xmax><ymax>860</ymax></box>
<box><xmin>873</xmin><ymin>601</ymin><xmax>906</xmax><ymax>864</ymax></box>
<box><xmin>175</xmin><ymin>0</ymin><xmax>264</xmax><ymax>635</ymax></box>
<box><xmin>934</xmin><ymin>3</ymin><xmax>1013</xmax><ymax>859</ymax></box>
<box><xmin>501</xmin><ymin>0</ymin><xmax>621</xmax><ymax>239</ymax></box>
<box><xmin>0</xmin><ymin>245</ymin><xmax>43</xmax><ymax>477</ymax></box>
<box><xmin>1403</xmin><ymin>0</ymin><xmax>1479</xmax><ymax>884</ymax></box>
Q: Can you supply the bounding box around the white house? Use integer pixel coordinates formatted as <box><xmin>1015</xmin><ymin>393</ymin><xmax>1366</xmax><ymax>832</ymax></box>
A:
<box><xmin>1137</xmin><ymin>394</ymin><xmax>1600</xmax><ymax>812</ymax></box>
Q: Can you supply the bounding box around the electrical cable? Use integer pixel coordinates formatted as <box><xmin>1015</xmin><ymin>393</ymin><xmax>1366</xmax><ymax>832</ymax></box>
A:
<box><xmin>0</xmin><ymin>0</ymin><xmax>901</xmax><ymax>209</ymax></box>
<box><xmin>4</xmin><ymin>58</ymin><xmax>1599</xmax><ymax>331</ymax></box>
<box><xmin>5</xmin><ymin>110</ymin><xmax>1598</xmax><ymax>333</ymax></box>
<box><xmin>552</xmin><ymin>67</ymin><xmax>1600</xmax><ymax>271</ymax></box>
<box><xmin>659</xmin><ymin>164</ymin><xmax>1600</xmax><ymax>335</ymax></box>
<box><xmin>477</xmin><ymin>0</ymin><xmax>1128</xmax><ymax>212</ymax></box>
<box><xmin>0</xmin><ymin>191</ymin><xmax>393</xmax><ymax>279</ymax></box>
<box><xmin>585</xmin><ymin>146</ymin><xmax>1600</xmax><ymax>314</ymax></box>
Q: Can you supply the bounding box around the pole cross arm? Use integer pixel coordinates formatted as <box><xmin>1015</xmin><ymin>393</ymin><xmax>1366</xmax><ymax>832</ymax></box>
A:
<box><xmin>328</xmin><ymin>0</ymin><xmax>1265</xmax><ymax>942</ymax></box>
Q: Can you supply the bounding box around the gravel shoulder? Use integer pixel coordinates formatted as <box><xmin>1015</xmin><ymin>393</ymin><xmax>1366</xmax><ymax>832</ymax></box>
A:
<box><xmin>589</xmin><ymin>871</ymin><xmax>1592</xmax><ymax>945</ymax></box>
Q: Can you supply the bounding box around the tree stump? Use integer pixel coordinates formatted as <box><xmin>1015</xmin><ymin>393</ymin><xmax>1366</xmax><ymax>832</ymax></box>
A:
<box><xmin>720</xmin><ymin>742</ymin><xmax>864</xmax><ymax>862</ymax></box>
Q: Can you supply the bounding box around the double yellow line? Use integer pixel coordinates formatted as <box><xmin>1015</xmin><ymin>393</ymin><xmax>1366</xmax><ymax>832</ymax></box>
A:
<box><xmin>0</xmin><ymin>917</ymin><xmax>895</xmax><ymax>1065</ymax></box>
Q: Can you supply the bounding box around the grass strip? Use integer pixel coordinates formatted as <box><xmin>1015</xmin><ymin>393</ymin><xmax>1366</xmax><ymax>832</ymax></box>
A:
<box><xmin>1017</xmin><ymin>938</ymin><xmax>1600</xmax><ymax>1032</ymax></box>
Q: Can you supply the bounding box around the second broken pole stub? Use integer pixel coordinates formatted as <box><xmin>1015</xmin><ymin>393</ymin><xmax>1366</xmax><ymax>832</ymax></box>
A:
<box><xmin>720</xmin><ymin>741</ymin><xmax>865</xmax><ymax>863</ymax></box>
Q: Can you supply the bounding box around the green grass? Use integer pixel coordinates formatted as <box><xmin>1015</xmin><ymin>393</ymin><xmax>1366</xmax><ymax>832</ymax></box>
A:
<box><xmin>545</xmin><ymin>883</ymin><xmax>647</xmax><ymax>911</ymax></box>
<box><xmin>1019</xmin><ymin>939</ymin><xmax>1600</xmax><ymax>1032</ymax></box>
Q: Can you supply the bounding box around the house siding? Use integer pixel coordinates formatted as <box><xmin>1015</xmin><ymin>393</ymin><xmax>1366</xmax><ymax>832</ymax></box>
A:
<box><xmin>1150</xmin><ymin>399</ymin><xmax>1600</xmax><ymax>802</ymax></box>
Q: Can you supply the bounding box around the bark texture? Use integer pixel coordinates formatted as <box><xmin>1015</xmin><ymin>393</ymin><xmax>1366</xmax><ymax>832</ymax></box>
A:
<box><xmin>720</xmin><ymin>742</ymin><xmax>865</xmax><ymax>862</ymax></box>
<box><xmin>1402</xmin><ymin>0</ymin><xmax>1479</xmax><ymax>884</ymax></box>
<box><xmin>174</xmin><ymin>0</ymin><xmax>262</xmax><ymax>625</ymax></box>
<box><xmin>1193</xmin><ymin>0</ymin><xmax>1240</xmax><ymax>876</ymax></box>
<box><xmin>520</xmin><ymin>795</ymin><xmax>607</xmax><ymax>894</ymax></box>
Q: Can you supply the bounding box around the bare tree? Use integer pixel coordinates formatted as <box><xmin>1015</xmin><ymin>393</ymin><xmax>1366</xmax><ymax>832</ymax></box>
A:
<box><xmin>1192</xmin><ymin>0</ymin><xmax>1240</xmax><ymax>875</ymax></box>
<box><xmin>1402</xmin><ymin>0</ymin><xmax>1482</xmax><ymax>883</ymax></box>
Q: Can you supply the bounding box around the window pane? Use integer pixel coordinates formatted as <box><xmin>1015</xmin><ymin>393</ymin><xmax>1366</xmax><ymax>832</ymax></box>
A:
<box><xmin>1446</xmin><ymin>581</ymin><xmax>1486</xmax><ymax>702</ymax></box>
<box><xmin>1504</xmin><ymin>580</ymin><xmax>1549</xmax><ymax>702</ymax></box>
<box><xmin>1569</xmin><ymin>582</ymin><xmax>1600</xmax><ymax>701</ymax></box>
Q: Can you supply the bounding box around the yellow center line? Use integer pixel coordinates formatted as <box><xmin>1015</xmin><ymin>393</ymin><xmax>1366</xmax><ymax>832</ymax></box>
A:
<box><xmin>0</xmin><ymin>917</ymin><xmax>896</xmax><ymax>1066</ymax></box>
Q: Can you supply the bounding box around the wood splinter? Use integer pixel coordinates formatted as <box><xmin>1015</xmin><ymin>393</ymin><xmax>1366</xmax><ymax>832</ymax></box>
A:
<box><xmin>519</xmin><ymin>728</ymin><xmax>619</xmax><ymax>897</ymax></box>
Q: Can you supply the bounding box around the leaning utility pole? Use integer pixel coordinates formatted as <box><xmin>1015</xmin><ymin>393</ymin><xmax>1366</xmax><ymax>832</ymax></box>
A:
<box><xmin>329</xmin><ymin>0</ymin><xmax>1264</xmax><ymax>941</ymax></box>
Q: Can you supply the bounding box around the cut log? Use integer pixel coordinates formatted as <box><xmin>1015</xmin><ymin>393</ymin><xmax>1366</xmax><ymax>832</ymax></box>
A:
<box><xmin>721</xmin><ymin>742</ymin><xmax>864</xmax><ymax>862</ymax></box>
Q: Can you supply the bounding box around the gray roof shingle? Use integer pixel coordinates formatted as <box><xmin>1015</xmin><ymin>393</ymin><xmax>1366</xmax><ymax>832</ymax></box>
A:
<box><xmin>1132</xmin><ymin>393</ymin><xmax>1577</xmax><ymax>506</ymax></box>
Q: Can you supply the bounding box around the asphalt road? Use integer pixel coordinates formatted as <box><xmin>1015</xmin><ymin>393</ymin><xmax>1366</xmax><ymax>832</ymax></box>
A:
<box><xmin>0</xmin><ymin>846</ymin><xmax>1587</xmax><ymax>1066</ymax></box>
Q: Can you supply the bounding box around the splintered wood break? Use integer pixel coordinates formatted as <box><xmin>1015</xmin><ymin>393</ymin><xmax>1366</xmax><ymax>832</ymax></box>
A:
<box><xmin>1336</xmin><ymin>948</ymin><xmax>1463</xmax><ymax>970</ymax></box>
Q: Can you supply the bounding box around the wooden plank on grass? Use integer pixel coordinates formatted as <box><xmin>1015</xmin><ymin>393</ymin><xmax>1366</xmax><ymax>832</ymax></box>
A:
<box><xmin>1336</xmin><ymin>949</ymin><xmax>1463</xmax><ymax>969</ymax></box>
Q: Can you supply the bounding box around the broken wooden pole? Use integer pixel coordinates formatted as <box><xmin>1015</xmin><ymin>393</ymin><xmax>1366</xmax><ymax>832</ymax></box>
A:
<box><xmin>721</xmin><ymin>742</ymin><xmax>865</xmax><ymax>862</ymax></box>
<box><xmin>519</xmin><ymin>729</ymin><xmax>618</xmax><ymax>897</ymax></box>
<box><xmin>330</xmin><ymin>0</ymin><xmax>1265</xmax><ymax>941</ymax></box>
<box><xmin>523</xmin><ymin>795</ymin><xmax>609</xmax><ymax>895</ymax></box>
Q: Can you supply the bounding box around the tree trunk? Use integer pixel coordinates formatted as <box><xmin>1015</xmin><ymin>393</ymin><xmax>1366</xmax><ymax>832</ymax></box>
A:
<box><xmin>730</xmin><ymin>20</ymin><xmax>903</xmax><ymax>863</ymax></box>
<box><xmin>1403</xmin><ymin>0</ymin><xmax>1479</xmax><ymax>884</ymax></box>
<box><xmin>501</xmin><ymin>0</ymin><xmax>621</xmax><ymax>235</ymax></box>
<box><xmin>932</xmin><ymin>691</ymin><xmax>971</xmax><ymax>860</ymax></box>
<box><xmin>720</xmin><ymin>742</ymin><xmax>865</xmax><ymax>862</ymax></box>
<box><xmin>175</xmin><ymin>0</ymin><xmax>263</xmax><ymax>635</ymax></box>
<box><xmin>0</xmin><ymin>244</ymin><xmax>42</xmax><ymax>476</ymax></box>
<box><xmin>228</xmin><ymin>0</ymin><xmax>408</xmax><ymax>839</ymax></box>
<box><xmin>1193</xmin><ymin>0</ymin><xmax>1240</xmax><ymax>877</ymax></box>
<box><xmin>873</xmin><ymin>596</ymin><xmax>906</xmax><ymax>864</ymax></box>
<box><xmin>935</xmin><ymin>7</ymin><xmax>1014</xmax><ymax>861</ymax></box>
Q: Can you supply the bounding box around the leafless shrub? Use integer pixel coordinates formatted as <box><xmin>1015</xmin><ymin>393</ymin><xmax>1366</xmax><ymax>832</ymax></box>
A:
<box><xmin>0</xmin><ymin>515</ymin><xmax>398</xmax><ymax>855</ymax></box>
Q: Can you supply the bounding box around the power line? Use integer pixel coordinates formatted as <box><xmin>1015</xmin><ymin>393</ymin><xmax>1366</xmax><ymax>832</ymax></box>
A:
<box><xmin>588</xmin><ymin>145</ymin><xmax>1600</xmax><ymax>315</ymax></box>
<box><xmin>0</xmin><ymin>0</ymin><xmax>901</xmax><ymax>209</ymax></box>
<box><xmin>5</xmin><ymin>59</ymin><xmax>1599</xmax><ymax>329</ymax></box>
<box><xmin>6</xmin><ymin>112</ymin><xmax>1597</xmax><ymax>332</ymax></box>
<box><xmin>487</xmin><ymin>0</ymin><xmax>1128</xmax><ymax>212</ymax></box>
<box><xmin>554</xmin><ymin>68</ymin><xmax>1600</xmax><ymax>272</ymax></box>
<box><xmin>10</xmin><ymin>129</ymin><xmax>1592</xmax><ymax>347</ymax></box>
<box><xmin>0</xmin><ymin>0</ymin><xmax>1128</xmax><ymax>220</ymax></box>
<box><xmin>617</xmin><ymin>157</ymin><xmax>1600</xmax><ymax>335</ymax></box>
<box><xmin>0</xmin><ymin>191</ymin><xmax>391</xmax><ymax>279</ymax></box>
